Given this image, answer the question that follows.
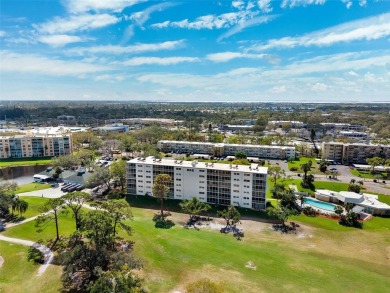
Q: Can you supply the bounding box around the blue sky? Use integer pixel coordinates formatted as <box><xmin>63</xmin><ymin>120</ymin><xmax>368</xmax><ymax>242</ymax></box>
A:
<box><xmin>1</xmin><ymin>0</ymin><xmax>389</xmax><ymax>102</ymax></box>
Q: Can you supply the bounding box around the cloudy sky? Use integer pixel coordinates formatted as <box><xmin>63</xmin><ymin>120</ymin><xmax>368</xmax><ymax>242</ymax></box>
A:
<box><xmin>1</xmin><ymin>0</ymin><xmax>389</xmax><ymax>102</ymax></box>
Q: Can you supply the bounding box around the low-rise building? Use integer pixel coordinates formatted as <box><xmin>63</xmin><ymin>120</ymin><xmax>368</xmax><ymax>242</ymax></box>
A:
<box><xmin>93</xmin><ymin>123</ymin><xmax>129</xmax><ymax>133</ymax></box>
<box><xmin>0</xmin><ymin>134</ymin><xmax>72</xmax><ymax>159</ymax></box>
<box><xmin>315</xmin><ymin>189</ymin><xmax>390</xmax><ymax>216</ymax></box>
<box><xmin>157</xmin><ymin>140</ymin><xmax>295</xmax><ymax>159</ymax></box>
<box><xmin>322</xmin><ymin>142</ymin><xmax>390</xmax><ymax>164</ymax></box>
<box><xmin>126</xmin><ymin>157</ymin><xmax>268</xmax><ymax>210</ymax></box>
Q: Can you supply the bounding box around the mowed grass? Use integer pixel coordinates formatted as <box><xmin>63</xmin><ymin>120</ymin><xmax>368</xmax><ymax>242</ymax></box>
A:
<box><xmin>14</xmin><ymin>196</ymin><xmax>49</xmax><ymax>219</ymax></box>
<box><xmin>15</xmin><ymin>183</ymin><xmax>51</xmax><ymax>194</ymax></box>
<box><xmin>0</xmin><ymin>241</ymin><xmax>62</xmax><ymax>293</ymax></box>
<box><xmin>0</xmin><ymin>157</ymin><xmax>52</xmax><ymax>167</ymax></box>
<box><xmin>350</xmin><ymin>169</ymin><xmax>388</xmax><ymax>180</ymax></box>
<box><xmin>3</xmin><ymin>197</ymin><xmax>390</xmax><ymax>293</ymax></box>
<box><xmin>288</xmin><ymin>157</ymin><xmax>316</xmax><ymax>170</ymax></box>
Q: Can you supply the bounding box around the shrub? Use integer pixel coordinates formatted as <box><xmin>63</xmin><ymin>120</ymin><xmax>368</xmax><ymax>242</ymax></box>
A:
<box><xmin>289</xmin><ymin>167</ymin><xmax>298</xmax><ymax>171</ymax></box>
<box><xmin>302</xmin><ymin>206</ymin><xmax>317</xmax><ymax>217</ymax></box>
<box><xmin>27</xmin><ymin>246</ymin><xmax>44</xmax><ymax>264</ymax></box>
<box><xmin>373</xmin><ymin>179</ymin><xmax>377</xmax><ymax>183</ymax></box>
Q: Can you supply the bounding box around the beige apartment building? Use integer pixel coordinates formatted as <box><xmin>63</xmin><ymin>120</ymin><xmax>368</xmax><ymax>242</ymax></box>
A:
<box><xmin>157</xmin><ymin>140</ymin><xmax>295</xmax><ymax>159</ymax></box>
<box><xmin>322</xmin><ymin>142</ymin><xmax>390</xmax><ymax>164</ymax></box>
<box><xmin>0</xmin><ymin>134</ymin><xmax>72</xmax><ymax>159</ymax></box>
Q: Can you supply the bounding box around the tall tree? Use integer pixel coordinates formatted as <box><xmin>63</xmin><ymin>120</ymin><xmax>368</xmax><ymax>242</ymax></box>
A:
<box><xmin>0</xmin><ymin>182</ymin><xmax>18</xmax><ymax>216</ymax></box>
<box><xmin>36</xmin><ymin>198</ymin><xmax>65</xmax><ymax>241</ymax></box>
<box><xmin>218</xmin><ymin>205</ymin><xmax>241</xmax><ymax>228</ymax></box>
<box><xmin>268</xmin><ymin>165</ymin><xmax>286</xmax><ymax>183</ymax></box>
<box><xmin>152</xmin><ymin>174</ymin><xmax>172</xmax><ymax>217</ymax></box>
<box><xmin>86</xmin><ymin>166</ymin><xmax>113</xmax><ymax>190</ymax></box>
<box><xmin>180</xmin><ymin>197</ymin><xmax>211</xmax><ymax>222</ymax></box>
<box><xmin>62</xmin><ymin>191</ymin><xmax>91</xmax><ymax>230</ymax></box>
<box><xmin>98</xmin><ymin>200</ymin><xmax>133</xmax><ymax>239</ymax></box>
<box><xmin>110</xmin><ymin>160</ymin><xmax>126</xmax><ymax>192</ymax></box>
<box><xmin>366</xmin><ymin>157</ymin><xmax>383</xmax><ymax>173</ymax></box>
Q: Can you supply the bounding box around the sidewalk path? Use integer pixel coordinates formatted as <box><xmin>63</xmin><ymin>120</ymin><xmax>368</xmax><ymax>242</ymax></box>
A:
<box><xmin>0</xmin><ymin>234</ymin><xmax>53</xmax><ymax>276</ymax></box>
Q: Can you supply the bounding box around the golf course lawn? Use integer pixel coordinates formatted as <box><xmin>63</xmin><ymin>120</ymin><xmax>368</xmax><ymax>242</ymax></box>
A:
<box><xmin>15</xmin><ymin>183</ymin><xmax>51</xmax><ymax>194</ymax></box>
<box><xmin>0</xmin><ymin>157</ymin><xmax>52</xmax><ymax>168</ymax></box>
<box><xmin>12</xmin><ymin>196</ymin><xmax>50</xmax><ymax>219</ymax></box>
<box><xmin>0</xmin><ymin>241</ymin><xmax>62</xmax><ymax>293</ymax></box>
<box><xmin>2</xmin><ymin>201</ymin><xmax>390</xmax><ymax>293</ymax></box>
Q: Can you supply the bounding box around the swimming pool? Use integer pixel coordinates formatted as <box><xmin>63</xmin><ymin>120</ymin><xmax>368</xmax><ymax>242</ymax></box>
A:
<box><xmin>305</xmin><ymin>198</ymin><xmax>337</xmax><ymax>212</ymax></box>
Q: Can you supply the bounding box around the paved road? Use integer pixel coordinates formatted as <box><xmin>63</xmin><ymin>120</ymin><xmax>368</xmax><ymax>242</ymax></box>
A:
<box><xmin>0</xmin><ymin>234</ymin><xmax>53</xmax><ymax>276</ymax></box>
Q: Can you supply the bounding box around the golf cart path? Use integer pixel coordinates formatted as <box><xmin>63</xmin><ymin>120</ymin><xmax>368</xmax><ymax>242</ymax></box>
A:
<box><xmin>0</xmin><ymin>234</ymin><xmax>53</xmax><ymax>276</ymax></box>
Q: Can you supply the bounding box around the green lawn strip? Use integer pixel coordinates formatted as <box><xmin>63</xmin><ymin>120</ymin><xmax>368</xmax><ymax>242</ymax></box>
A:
<box><xmin>0</xmin><ymin>241</ymin><xmax>62</xmax><ymax>293</ymax></box>
<box><xmin>16</xmin><ymin>183</ymin><xmax>51</xmax><ymax>194</ymax></box>
<box><xmin>349</xmin><ymin>169</ymin><xmax>388</xmax><ymax>179</ymax></box>
<box><xmin>128</xmin><ymin>207</ymin><xmax>390</xmax><ymax>292</ymax></box>
<box><xmin>3</xmin><ymin>203</ymin><xmax>390</xmax><ymax>292</ymax></box>
<box><xmin>12</xmin><ymin>196</ymin><xmax>49</xmax><ymax>219</ymax></box>
<box><xmin>125</xmin><ymin>195</ymin><xmax>273</xmax><ymax>220</ymax></box>
<box><xmin>0</xmin><ymin>157</ymin><xmax>52</xmax><ymax>167</ymax></box>
<box><xmin>2</xmin><ymin>208</ymin><xmax>79</xmax><ymax>242</ymax></box>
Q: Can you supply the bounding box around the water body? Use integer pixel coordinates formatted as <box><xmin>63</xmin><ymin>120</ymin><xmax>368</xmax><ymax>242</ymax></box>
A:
<box><xmin>0</xmin><ymin>165</ymin><xmax>49</xmax><ymax>184</ymax></box>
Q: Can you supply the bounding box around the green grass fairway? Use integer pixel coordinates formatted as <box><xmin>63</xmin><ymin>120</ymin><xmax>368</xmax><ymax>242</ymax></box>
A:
<box><xmin>0</xmin><ymin>157</ymin><xmax>52</xmax><ymax>168</ymax></box>
<box><xmin>350</xmin><ymin>169</ymin><xmax>388</xmax><ymax>180</ymax></box>
<box><xmin>288</xmin><ymin>157</ymin><xmax>316</xmax><ymax>170</ymax></box>
<box><xmin>15</xmin><ymin>183</ymin><xmax>51</xmax><ymax>194</ymax></box>
<box><xmin>0</xmin><ymin>241</ymin><xmax>62</xmax><ymax>293</ymax></box>
<box><xmin>3</xmin><ymin>198</ymin><xmax>390</xmax><ymax>292</ymax></box>
<box><xmin>13</xmin><ymin>196</ymin><xmax>49</xmax><ymax>219</ymax></box>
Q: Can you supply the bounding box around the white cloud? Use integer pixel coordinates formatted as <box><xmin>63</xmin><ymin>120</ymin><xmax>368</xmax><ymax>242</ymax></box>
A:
<box><xmin>64</xmin><ymin>0</ymin><xmax>145</xmax><ymax>14</ymax></box>
<box><xmin>232</xmin><ymin>1</ymin><xmax>245</xmax><ymax>10</ymax></box>
<box><xmin>67</xmin><ymin>40</ymin><xmax>186</xmax><ymax>55</ymax></box>
<box><xmin>0</xmin><ymin>30</ymin><xmax>6</xmax><ymax>37</ymax></box>
<box><xmin>129</xmin><ymin>2</ymin><xmax>178</xmax><ymax>27</ymax></box>
<box><xmin>121</xmin><ymin>25</ymin><xmax>134</xmax><ymax>44</ymax></box>
<box><xmin>250</xmin><ymin>13</ymin><xmax>390</xmax><ymax>51</ymax></box>
<box><xmin>206</xmin><ymin>51</ymin><xmax>267</xmax><ymax>62</ymax></box>
<box><xmin>0</xmin><ymin>51</ymin><xmax>113</xmax><ymax>76</ymax></box>
<box><xmin>218</xmin><ymin>14</ymin><xmax>277</xmax><ymax>41</ymax></box>
<box><xmin>123</xmin><ymin>56</ymin><xmax>199</xmax><ymax>66</ymax></box>
<box><xmin>342</xmin><ymin>0</ymin><xmax>353</xmax><ymax>9</ymax></box>
<box><xmin>258</xmin><ymin>0</ymin><xmax>273</xmax><ymax>13</ymax></box>
<box><xmin>33</xmin><ymin>14</ymin><xmax>120</xmax><ymax>34</ymax></box>
<box><xmin>268</xmin><ymin>85</ymin><xmax>287</xmax><ymax>93</ymax></box>
<box><xmin>281</xmin><ymin>0</ymin><xmax>326</xmax><ymax>9</ymax></box>
<box><xmin>311</xmin><ymin>82</ymin><xmax>329</xmax><ymax>91</ymax></box>
<box><xmin>359</xmin><ymin>0</ymin><xmax>367</xmax><ymax>7</ymax></box>
<box><xmin>151</xmin><ymin>10</ymin><xmax>259</xmax><ymax>30</ymax></box>
<box><xmin>38</xmin><ymin>35</ymin><xmax>88</xmax><ymax>47</ymax></box>
<box><xmin>347</xmin><ymin>71</ymin><xmax>359</xmax><ymax>77</ymax></box>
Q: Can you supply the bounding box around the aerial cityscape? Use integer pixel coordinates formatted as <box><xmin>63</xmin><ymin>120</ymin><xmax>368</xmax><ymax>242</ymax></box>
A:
<box><xmin>1</xmin><ymin>1</ymin><xmax>390</xmax><ymax>293</ymax></box>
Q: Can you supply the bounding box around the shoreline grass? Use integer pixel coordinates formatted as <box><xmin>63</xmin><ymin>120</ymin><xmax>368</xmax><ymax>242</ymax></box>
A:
<box><xmin>0</xmin><ymin>157</ymin><xmax>52</xmax><ymax>168</ymax></box>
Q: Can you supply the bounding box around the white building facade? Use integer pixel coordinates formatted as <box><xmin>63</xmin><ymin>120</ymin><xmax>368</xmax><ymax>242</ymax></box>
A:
<box><xmin>126</xmin><ymin>157</ymin><xmax>268</xmax><ymax>210</ymax></box>
<box><xmin>157</xmin><ymin>140</ymin><xmax>295</xmax><ymax>159</ymax></box>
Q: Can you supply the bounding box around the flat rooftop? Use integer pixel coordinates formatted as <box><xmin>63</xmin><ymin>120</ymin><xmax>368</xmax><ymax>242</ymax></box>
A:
<box><xmin>128</xmin><ymin>156</ymin><xmax>268</xmax><ymax>174</ymax></box>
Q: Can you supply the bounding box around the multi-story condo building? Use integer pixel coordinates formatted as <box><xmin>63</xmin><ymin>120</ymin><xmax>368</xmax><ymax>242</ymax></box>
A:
<box><xmin>157</xmin><ymin>140</ymin><xmax>295</xmax><ymax>159</ymax></box>
<box><xmin>321</xmin><ymin>142</ymin><xmax>344</xmax><ymax>162</ymax></box>
<box><xmin>0</xmin><ymin>135</ymin><xmax>72</xmax><ymax>159</ymax></box>
<box><xmin>322</xmin><ymin>142</ymin><xmax>390</xmax><ymax>164</ymax></box>
<box><xmin>126</xmin><ymin>157</ymin><xmax>268</xmax><ymax>210</ymax></box>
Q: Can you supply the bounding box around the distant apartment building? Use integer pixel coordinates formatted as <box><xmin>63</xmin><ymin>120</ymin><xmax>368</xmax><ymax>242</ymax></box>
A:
<box><xmin>157</xmin><ymin>140</ymin><xmax>295</xmax><ymax>159</ymax></box>
<box><xmin>320</xmin><ymin>123</ymin><xmax>366</xmax><ymax>132</ymax></box>
<box><xmin>268</xmin><ymin>120</ymin><xmax>306</xmax><ymax>129</ymax></box>
<box><xmin>219</xmin><ymin>124</ymin><xmax>254</xmax><ymax>131</ymax></box>
<box><xmin>57</xmin><ymin>115</ymin><xmax>76</xmax><ymax>120</ymax></box>
<box><xmin>126</xmin><ymin>157</ymin><xmax>268</xmax><ymax>210</ymax></box>
<box><xmin>338</xmin><ymin>131</ymin><xmax>369</xmax><ymax>142</ymax></box>
<box><xmin>93</xmin><ymin>123</ymin><xmax>129</xmax><ymax>133</ymax></box>
<box><xmin>322</xmin><ymin>142</ymin><xmax>390</xmax><ymax>163</ymax></box>
<box><xmin>0</xmin><ymin>134</ymin><xmax>72</xmax><ymax>159</ymax></box>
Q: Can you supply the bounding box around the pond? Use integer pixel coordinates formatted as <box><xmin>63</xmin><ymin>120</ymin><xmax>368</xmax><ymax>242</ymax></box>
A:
<box><xmin>0</xmin><ymin>165</ymin><xmax>50</xmax><ymax>184</ymax></box>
